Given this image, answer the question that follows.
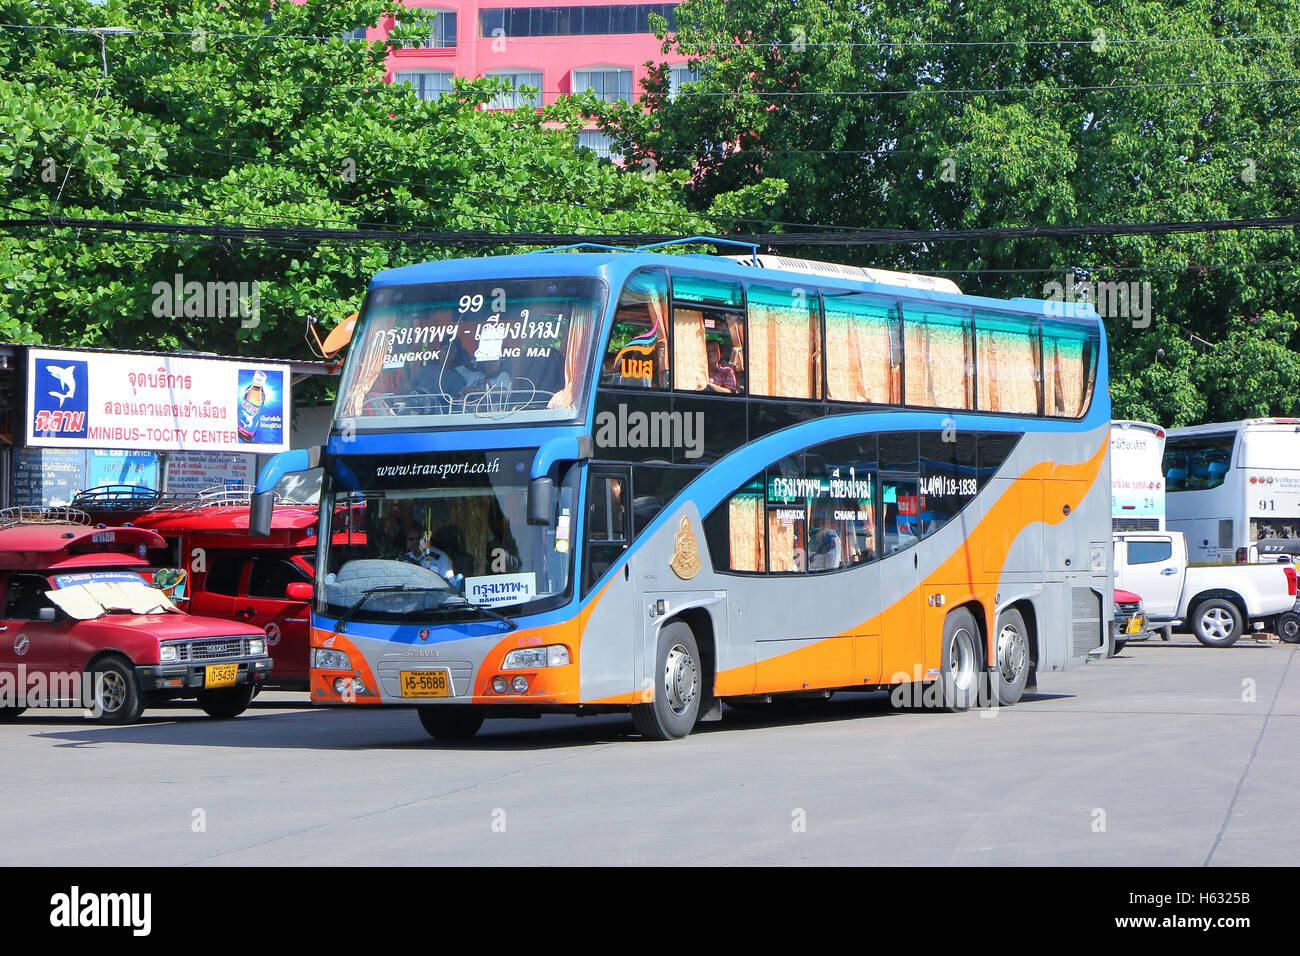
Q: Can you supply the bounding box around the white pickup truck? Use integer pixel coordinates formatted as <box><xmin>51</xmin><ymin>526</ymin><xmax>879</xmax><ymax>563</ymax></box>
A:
<box><xmin>1114</xmin><ymin>531</ymin><xmax>1296</xmax><ymax>647</ymax></box>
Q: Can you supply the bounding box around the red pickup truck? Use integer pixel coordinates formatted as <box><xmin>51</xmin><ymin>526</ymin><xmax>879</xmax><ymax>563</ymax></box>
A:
<box><xmin>73</xmin><ymin>486</ymin><xmax>318</xmax><ymax>690</ymax></box>
<box><xmin>0</xmin><ymin>512</ymin><xmax>273</xmax><ymax>723</ymax></box>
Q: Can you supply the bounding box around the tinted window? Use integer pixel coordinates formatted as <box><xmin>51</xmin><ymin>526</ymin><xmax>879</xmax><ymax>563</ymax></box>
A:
<box><xmin>903</xmin><ymin>303</ymin><xmax>973</xmax><ymax>410</ymax></box>
<box><xmin>248</xmin><ymin>557</ymin><xmax>310</xmax><ymax>599</ymax></box>
<box><xmin>919</xmin><ymin>431</ymin><xmax>978</xmax><ymax>536</ymax></box>
<box><xmin>603</xmin><ymin>269</ymin><xmax>670</xmax><ymax>389</ymax></box>
<box><xmin>976</xmin><ymin>311</ymin><xmax>1040</xmax><ymax>415</ymax></box>
<box><xmin>1042</xmin><ymin>320</ymin><xmax>1099</xmax><ymax>418</ymax></box>
<box><xmin>1163</xmin><ymin>433</ymin><xmax>1235</xmax><ymax>491</ymax></box>
<box><xmin>881</xmin><ymin>478</ymin><xmax>920</xmax><ymax>556</ymax></box>
<box><xmin>204</xmin><ymin>555</ymin><xmax>244</xmax><ymax>596</ymax></box>
<box><xmin>703</xmin><ymin>472</ymin><xmax>765</xmax><ymax>573</ymax></box>
<box><xmin>746</xmin><ymin>283</ymin><xmax>821</xmax><ymax>400</ymax></box>
<box><xmin>631</xmin><ymin>465</ymin><xmax>699</xmax><ymax>536</ymax></box>
<box><xmin>824</xmin><ymin>291</ymin><xmax>900</xmax><ymax>404</ymax></box>
<box><xmin>1128</xmin><ymin>540</ymin><xmax>1173</xmax><ymax>565</ymax></box>
<box><xmin>3</xmin><ymin>574</ymin><xmax>52</xmax><ymax>620</ymax></box>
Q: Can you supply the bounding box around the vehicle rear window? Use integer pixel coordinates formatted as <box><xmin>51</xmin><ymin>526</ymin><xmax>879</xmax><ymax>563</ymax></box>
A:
<box><xmin>1128</xmin><ymin>540</ymin><xmax>1173</xmax><ymax>565</ymax></box>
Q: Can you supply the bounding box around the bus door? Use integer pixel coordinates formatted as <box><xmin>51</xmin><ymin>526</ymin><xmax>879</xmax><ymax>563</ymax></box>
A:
<box><xmin>879</xmin><ymin>473</ymin><xmax>924</xmax><ymax>683</ymax></box>
<box><xmin>580</xmin><ymin>466</ymin><xmax>639</xmax><ymax>698</ymax></box>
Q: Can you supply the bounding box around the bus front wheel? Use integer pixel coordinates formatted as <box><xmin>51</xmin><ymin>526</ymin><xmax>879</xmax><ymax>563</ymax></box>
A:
<box><xmin>631</xmin><ymin>622</ymin><xmax>701</xmax><ymax>740</ymax></box>
<box><xmin>417</xmin><ymin>706</ymin><xmax>484</xmax><ymax>740</ymax></box>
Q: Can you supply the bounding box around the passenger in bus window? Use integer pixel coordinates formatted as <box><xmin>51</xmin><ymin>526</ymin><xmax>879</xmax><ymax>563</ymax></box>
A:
<box><xmin>706</xmin><ymin>339</ymin><xmax>738</xmax><ymax>393</ymax></box>
<box><xmin>808</xmin><ymin>519</ymin><xmax>843</xmax><ymax>571</ymax></box>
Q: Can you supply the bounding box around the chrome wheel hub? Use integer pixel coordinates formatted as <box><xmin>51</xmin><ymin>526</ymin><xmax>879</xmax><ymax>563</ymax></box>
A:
<box><xmin>663</xmin><ymin>643</ymin><xmax>698</xmax><ymax>716</ymax></box>
<box><xmin>949</xmin><ymin>628</ymin><xmax>976</xmax><ymax>692</ymax></box>
<box><xmin>1201</xmin><ymin>607</ymin><xmax>1233</xmax><ymax>640</ymax></box>
<box><xmin>997</xmin><ymin>624</ymin><xmax>1027</xmax><ymax>682</ymax></box>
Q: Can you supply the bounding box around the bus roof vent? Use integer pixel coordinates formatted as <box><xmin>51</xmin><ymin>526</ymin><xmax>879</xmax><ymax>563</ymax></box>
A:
<box><xmin>724</xmin><ymin>255</ymin><xmax>961</xmax><ymax>294</ymax></box>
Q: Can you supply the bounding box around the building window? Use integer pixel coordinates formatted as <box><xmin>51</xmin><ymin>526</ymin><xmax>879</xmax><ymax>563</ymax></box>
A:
<box><xmin>577</xmin><ymin>130</ymin><xmax>621</xmax><ymax>162</ymax></box>
<box><xmin>484</xmin><ymin>69</ymin><xmax>544</xmax><ymax>110</ymax></box>
<box><xmin>668</xmin><ymin>64</ymin><xmax>699</xmax><ymax>99</ymax></box>
<box><xmin>482</xmin><ymin>4</ymin><xmax>678</xmax><ymax>38</ymax></box>
<box><xmin>574</xmin><ymin>67</ymin><xmax>634</xmax><ymax>104</ymax></box>
<box><xmin>394</xmin><ymin>69</ymin><xmax>455</xmax><ymax>102</ymax></box>
<box><xmin>342</xmin><ymin>26</ymin><xmax>369</xmax><ymax>42</ymax></box>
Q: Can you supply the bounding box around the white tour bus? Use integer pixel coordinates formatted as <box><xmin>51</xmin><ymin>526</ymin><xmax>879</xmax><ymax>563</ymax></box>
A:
<box><xmin>1111</xmin><ymin>420</ymin><xmax>1166</xmax><ymax>531</ymax></box>
<box><xmin>1163</xmin><ymin>419</ymin><xmax>1300</xmax><ymax>564</ymax></box>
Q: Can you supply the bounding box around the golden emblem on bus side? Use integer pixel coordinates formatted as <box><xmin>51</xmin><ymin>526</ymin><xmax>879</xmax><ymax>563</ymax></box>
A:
<box><xmin>670</xmin><ymin>515</ymin><xmax>701</xmax><ymax>580</ymax></box>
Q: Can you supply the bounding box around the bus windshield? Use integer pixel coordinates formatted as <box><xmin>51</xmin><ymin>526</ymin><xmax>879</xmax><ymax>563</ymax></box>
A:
<box><xmin>336</xmin><ymin>276</ymin><xmax>606</xmax><ymax>426</ymax></box>
<box><xmin>319</xmin><ymin>451</ymin><xmax>577</xmax><ymax>623</ymax></box>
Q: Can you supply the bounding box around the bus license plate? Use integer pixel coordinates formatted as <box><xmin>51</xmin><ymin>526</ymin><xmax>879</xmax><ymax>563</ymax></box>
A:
<box><xmin>1126</xmin><ymin>615</ymin><xmax>1145</xmax><ymax>635</ymax></box>
<box><xmin>205</xmin><ymin>663</ymin><xmax>239</xmax><ymax>688</ymax></box>
<box><xmin>400</xmin><ymin>670</ymin><xmax>452</xmax><ymax>698</ymax></box>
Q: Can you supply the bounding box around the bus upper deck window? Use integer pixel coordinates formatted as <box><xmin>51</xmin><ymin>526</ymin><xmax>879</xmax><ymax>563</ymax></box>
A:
<box><xmin>603</xmin><ymin>269</ymin><xmax>669</xmax><ymax>389</ymax></box>
<box><xmin>1042</xmin><ymin>320</ymin><xmax>1099</xmax><ymax>418</ymax></box>
<box><xmin>824</xmin><ymin>292</ymin><xmax>900</xmax><ymax>405</ymax></box>
<box><xmin>903</xmin><ymin>304</ymin><xmax>973</xmax><ymax>411</ymax></box>
<box><xmin>976</xmin><ymin>311</ymin><xmax>1041</xmax><ymax>415</ymax></box>
<box><xmin>746</xmin><ymin>283</ymin><xmax>820</xmax><ymax>400</ymax></box>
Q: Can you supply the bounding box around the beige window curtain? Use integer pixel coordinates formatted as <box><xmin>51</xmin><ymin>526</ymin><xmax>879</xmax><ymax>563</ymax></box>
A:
<box><xmin>904</xmin><ymin>313</ymin><xmax>973</xmax><ymax>410</ymax></box>
<box><xmin>723</xmin><ymin>315</ymin><xmax>745</xmax><ymax>375</ymax></box>
<box><xmin>1046</xmin><ymin>334</ymin><xmax>1087</xmax><ymax>417</ymax></box>
<box><xmin>341</xmin><ymin>317</ymin><xmax>396</xmax><ymax>417</ymax></box>
<box><xmin>727</xmin><ymin>494</ymin><xmax>765</xmax><ymax>572</ymax></box>
<box><xmin>766</xmin><ymin>510</ymin><xmax>801</xmax><ymax>572</ymax></box>
<box><xmin>748</xmin><ymin>288</ymin><xmax>819</xmax><ymax>398</ymax></box>
<box><xmin>673</xmin><ymin>308</ymin><xmax>710</xmax><ymax>391</ymax></box>
<box><xmin>976</xmin><ymin>326</ymin><xmax>1040</xmax><ymax>414</ymax></box>
<box><xmin>548</xmin><ymin>298</ymin><xmax>598</xmax><ymax>409</ymax></box>
<box><xmin>825</xmin><ymin>298</ymin><xmax>894</xmax><ymax>403</ymax></box>
<box><xmin>648</xmin><ymin>285</ymin><xmax>670</xmax><ymax>384</ymax></box>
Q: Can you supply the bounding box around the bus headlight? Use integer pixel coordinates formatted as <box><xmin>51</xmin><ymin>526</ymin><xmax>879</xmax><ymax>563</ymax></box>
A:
<box><xmin>313</xmin><ymin>648</ymin><xmax>352</xmax><ymax>670</ymax></box>
<box><xmin>501</xmin><ymin>645</ymin><xmax>570</xmax><ymax>670</ymax></box>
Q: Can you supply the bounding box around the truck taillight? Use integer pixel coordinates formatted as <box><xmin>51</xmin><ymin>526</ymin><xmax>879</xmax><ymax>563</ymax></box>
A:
<box><xmin>1286</xmin><ymin>566</ymin><xmax>1297</xmax><ymax>596</ymax></box>
<box><xmin>1235</xmin><ymin>548</ymin><xmax>1249</xmax><ymax>564</ymax></box>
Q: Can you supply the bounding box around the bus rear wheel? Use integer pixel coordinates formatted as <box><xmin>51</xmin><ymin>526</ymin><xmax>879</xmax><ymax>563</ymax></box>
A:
<box><xmin>993</xmin><ymin>608</ymin><xmax>1030</xmax><ymax>706</ymax></box>
<box><xmin>939</xmin><ymin>608</ymin><xmax>983</xmax><ymax>712</ymax></box>
<box><xmin>417</xmin><ymin>706</ymin><xmax>484</xmax><ymax>740</ymax></box>
<box><xmin>631</xmin><ymin>622</ymin><xmax>701</xmax><ymax>740</ymax></box>
<box><xmin>1192</xmin><ymin>599</ymin><xmax>1243</xmax><ymax>647</ymax></box>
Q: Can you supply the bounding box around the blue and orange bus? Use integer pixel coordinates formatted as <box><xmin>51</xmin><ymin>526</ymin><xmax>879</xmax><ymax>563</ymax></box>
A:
<box><xmin>253</xmin><ymin>245</ymin><xmax>1111</xmax><ymax>740</ymax></box>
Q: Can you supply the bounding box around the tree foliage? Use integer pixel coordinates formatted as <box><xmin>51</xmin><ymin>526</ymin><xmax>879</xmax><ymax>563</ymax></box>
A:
<box><xmin>0</xmin><ymin>0</ymin><xmax>705</xmax><ymax>365</ymax></box>
<box><xmin>611</xmin><ymin>0</ymin><xmax>1300</xmax><ymax>426</ymax></box>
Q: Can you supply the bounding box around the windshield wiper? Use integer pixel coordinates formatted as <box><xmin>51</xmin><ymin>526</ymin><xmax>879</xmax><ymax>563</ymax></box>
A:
<box><xmin>429</xmin><ymin>596</ymin><xmax>519</xmax><ymax>630</ymax></box>
<box><xmin>335</xmin><ymin>585</ymin><xmax>447</xmax><ymax>632</ymax></box>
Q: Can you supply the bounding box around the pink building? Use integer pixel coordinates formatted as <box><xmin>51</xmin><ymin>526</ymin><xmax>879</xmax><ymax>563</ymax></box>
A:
<box><xmin>357</xmin><ymin>1</ymin><xmax>694</xmax><ymax>158</ymax></box>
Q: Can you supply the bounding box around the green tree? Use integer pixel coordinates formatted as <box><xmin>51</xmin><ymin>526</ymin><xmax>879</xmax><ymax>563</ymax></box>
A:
<box><xmin>611</xmin><ymin>0</ymin><xmax>1300</xmax><ymax>425</ymax></box>
<box><xmin>0</xmin><ymin>0</ymin><xmax>706</xmax><ymax>365</ymax></box>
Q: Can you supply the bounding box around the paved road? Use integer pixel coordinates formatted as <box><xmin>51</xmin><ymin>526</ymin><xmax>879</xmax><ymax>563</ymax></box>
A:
<box><xmin>1</xmin><ymin>637</ymin><xmax>1295</xmax><ymax>866</ymax></box>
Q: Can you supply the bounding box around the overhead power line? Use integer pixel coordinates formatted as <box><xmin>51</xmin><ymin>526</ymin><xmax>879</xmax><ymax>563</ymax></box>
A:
<box><xmin>3</xmin><ymin>214</ymin><xmax>1299</xmax><ymax>246</ymax></box>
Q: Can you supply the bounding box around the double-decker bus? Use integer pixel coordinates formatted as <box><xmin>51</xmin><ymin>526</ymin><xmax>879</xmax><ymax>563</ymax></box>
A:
<box><xmin>1164</xmin><ymin>419</ymin><xmax>1300</xmax><ymax>564</ymax></box>
<box><xmin>254</xmin><ymin>246</ymin><xmax>1110</xmax><ymax>740</ymax></box>
<box><xmin>1110</xmin><ymin>420</ymin><xmax>1166</xmax><ymax>531</ymax></box>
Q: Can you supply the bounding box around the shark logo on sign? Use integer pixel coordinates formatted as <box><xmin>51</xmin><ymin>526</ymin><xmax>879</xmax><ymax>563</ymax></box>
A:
<box><xmin>32</xmin><ymin>358</ymin><xmax>90</xmax><ymax>439</ymax></box>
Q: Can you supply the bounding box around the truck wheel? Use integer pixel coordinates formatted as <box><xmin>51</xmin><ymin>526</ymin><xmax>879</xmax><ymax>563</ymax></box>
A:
<box><xmin>939</xmin><ymin>608</ymin><xmax>983</xmax><ymax>711</ymax></box>
<box><xmin>993</xmin><ymin>608</ymin><xmax>1030</xmax><ymax>705</ymax></box>
<box><xmin>90</xmin><ymin>657</ymin><xmax>145</xmax><ymax>724</ymax></box>
<box><xmin>0</xmin><ymin>706</ymin><xmax>25</xmax><ymax>722</ymax></box>
<box><xmin>198</xmin><ymin>683</ymin><xmax>257</xmax><ymax>719</ymax></box>
<box><xmin>417</xmin><ymin>707</ymin><xmax>484</xmax><ymax>740</ymax></box>
<box><xmin>631</xmin><ymin>622</ymin><xmax>701</xmax><ymax>740</ymax></box>
<box><xmin>1278</xmin><ymin>611</ymin><xmax>1300</xmax><ymax>644</ymax></box>
<box><xmin>1193</xmin><ymin>599</ymin><xmax>1243</xmax><ymax>648</ymax></box>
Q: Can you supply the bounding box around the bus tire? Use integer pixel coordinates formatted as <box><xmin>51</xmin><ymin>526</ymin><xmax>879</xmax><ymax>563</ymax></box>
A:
<box><xmin>1278</xmin><ymin>611</ymin><xmax>1300</xmax><ymax>644</ymax></box>
<box><xmin>993</xmin><ymin>608</ymin><xmax>1031</xmax><ymax>706</ymax></box>
<box><xmin>939</xmin><ymin>608</ymin><xmax>982</xmax><ymax>712</ymax></box>
<box><xmin>89</xmin><ymin>656</ymin><xmax>145</xmax><ymax>724</ymax></box>
<box><xmin>1192</xmin><ymin>599</ymin><xmax>1243</xmax><ymax>647</ymax></box>
<box><xmin>0</xmin><ymin>706</ymin><xmax>25</xmax><ymax>722</ymax></box>
<box><xmin>631</xmin><ymin>622</ymin><xmax>701</xmax><ymax>740</ymax></box>
<box><xmin>198</xmin><ymin>683</ymin><xmax>257</xmax><ymax>719</ymax></box>
<box><xmin>417</xmin><ymin>707</ymin><xmax>484</xmax><ymax>740</ymax></box>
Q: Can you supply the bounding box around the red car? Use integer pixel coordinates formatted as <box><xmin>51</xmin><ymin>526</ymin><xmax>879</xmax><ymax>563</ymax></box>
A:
<box><xmin>1113</xmin><ymin>587</ymin><xmax>1156</xmax><ymax>652</ymax></box>
<box><xmin>0</xmin><ymin>515</ymin><xmax>272</xmax><ymax>723</ymax></box>
<box><xmin>73</xmin><ymin>487</ymin><xmax>320</xmax><ymax>690</ymax></box>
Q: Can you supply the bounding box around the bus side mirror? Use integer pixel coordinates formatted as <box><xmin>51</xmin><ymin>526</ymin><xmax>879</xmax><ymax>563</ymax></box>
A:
<box><xmin>527</xmin><ymin>477</ymin><xmax>555</xmax><ymax>526</ymax></box>
<box><xmin>286</xmin><ymin>583</ymin><xmax>314</xmax><ymax>601</ymax></box>
<box><xmin>251</xmin><ymin>490</ymin><xmax>276</xmax><ymax>538</ymax></box>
